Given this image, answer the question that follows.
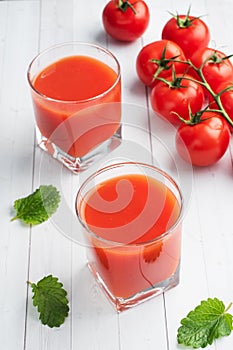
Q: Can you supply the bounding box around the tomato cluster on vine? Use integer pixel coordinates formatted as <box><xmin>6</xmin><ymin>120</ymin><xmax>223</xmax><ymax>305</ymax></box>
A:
<box><xmin>102</xmin><ymin>2</ymin><xmax>233</xmax><ymax>167</ymax></box>
<box><xmin>135</xmin><ymin>9</ymin><xmax>233</xmax><ymax>167</ymax></box>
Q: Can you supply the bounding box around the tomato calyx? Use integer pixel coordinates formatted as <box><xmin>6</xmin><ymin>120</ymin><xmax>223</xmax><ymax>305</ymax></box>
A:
<box><xmin>175</xmin><ymin>106</ymin><xmax>213</xmax><ymax>126</ymax></box>
<box><xmin>157</xmin><ymin>69</ymin><xmax>189</xmax><ymax>89</ymax></box>
<box><xmin>204</xmin><ymin>51</ymin><xmax>233</xmax><ymax>66</ymax></box>
<box><xmin>150</xmin><ymin>45</ymin><xmax>180</xmax><ymax>81</ymax></box>
<box><xmin>169</xmin><ymin>6</ymin><xmax>203</xmax><ymax>29</ymax></box>
<box><xmin>115</xmin><ymin>0</ymin><xmax>137</xmax><ymax>14</ymax></box>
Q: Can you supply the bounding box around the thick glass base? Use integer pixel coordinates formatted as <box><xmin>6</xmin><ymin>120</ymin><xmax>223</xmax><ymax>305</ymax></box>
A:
<box><xmin>36</xmin><ymin>126</ymin><xmax>122</xmax><ymax>173</ymax></box>
<box><xmin>87</xmin><ymin>262</ymin><xmax>180</xmax><ymax>312</ymax></box>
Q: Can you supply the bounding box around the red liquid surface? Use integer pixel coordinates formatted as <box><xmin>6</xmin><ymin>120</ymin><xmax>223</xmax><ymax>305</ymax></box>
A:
<box><xmin>79</xmin><ymin>174</ymin><xmax>182</xmax><ymax>299</ymax></box>
<box><xmin>31</xmin><ymin>55</ymin><xmax>121</xmax><ymax>157</ymax></box>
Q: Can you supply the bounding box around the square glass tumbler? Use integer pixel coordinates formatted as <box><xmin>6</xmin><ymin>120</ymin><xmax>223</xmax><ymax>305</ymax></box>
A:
<box><xmin>27</xmin><ymin>42</ymin><xmax>121</xmax><ymax>173</ymax></box>
<box><xmin>76</xmin><ymin>162</ymin><xmax>183</xmax><ymax>311</ymax></box>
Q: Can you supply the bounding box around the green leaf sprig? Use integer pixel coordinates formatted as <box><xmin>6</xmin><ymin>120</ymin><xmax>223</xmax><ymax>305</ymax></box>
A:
<box><xmin>28</xmin><ymin>275</ymin><xmax>69</xmax><ymax>328</ymax></box>
<box><xmin>11</xmin><ymin>185</ymin><xmax>60</xmax><ymax>225</ymax></box>
<box><xmin>177</xmin><ymin>297</ymin><xmax>233</xmax><ymax>348</ymax></box>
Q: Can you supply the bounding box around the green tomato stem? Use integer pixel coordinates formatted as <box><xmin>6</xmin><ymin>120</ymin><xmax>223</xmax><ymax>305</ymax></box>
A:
<box><xmin>172</xmin><ymin>58</ymin><xmax>233</xmax><ymax>127</ymax></box>
<box><xmin>192</xmin><ymin>62</ymin><xmax>233</xmax><ymax>126</ymax></box>
<box><xmin>117</xmin><ymin>0</ymin><xmax>137</xmax><ymax>14</ymax></box>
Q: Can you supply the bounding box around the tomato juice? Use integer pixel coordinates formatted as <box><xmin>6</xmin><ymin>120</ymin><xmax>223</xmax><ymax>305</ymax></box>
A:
<box><xmin>77</xmin><ymin>169</ymin><xmax>182</xmax><ymax>306</ymax></box>
<box><xmin>29</xmin><ymin>54</ymin><xmax>121</xmax><ymax>158</ymax></box>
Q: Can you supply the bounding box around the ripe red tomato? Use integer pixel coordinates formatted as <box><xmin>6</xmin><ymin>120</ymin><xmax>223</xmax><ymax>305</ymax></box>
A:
<box><xmin>136</xmin><ymin>40</ymin><xmax>187</xmax><ymax>88</ymax></box>
<box><xmin>209</xmin><ymin>81</ymin><xmax>233</xmax><ymax>131</ymax></box>
<box><xmin>176</xmin><ymin>112</ymin><xmax>230</xmax><ymax>166</ymax></box>
<box><xmin>162</xmin><ymin>14</ymin><xmax>210</xmax><ymax>58</ymax></box>
<box><xmin>190</xmin><ymin>47</ymin><xmax>233</xmax><ymax>94</ymax></box>
<box><xmin>150</xmin><ymin>73</ymin><xmax>205</xmax><ymax>125</ymax></box>
<box><xmin>102</xmin><ymin>0</ymin><xmax>150</xmax><ymax>42</ymax></box>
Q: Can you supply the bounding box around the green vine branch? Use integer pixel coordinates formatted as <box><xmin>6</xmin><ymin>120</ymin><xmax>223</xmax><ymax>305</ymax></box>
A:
<box><xmin>157</xmin><ymin>54</ymin><xmax>233</xmax><ymax>127</ymax></box>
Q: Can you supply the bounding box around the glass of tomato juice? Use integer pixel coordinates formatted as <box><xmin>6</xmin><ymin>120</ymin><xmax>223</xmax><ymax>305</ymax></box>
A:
<box><xmin>27</xmin><ymin>42</ymin><xmax>121</xmax><ymax>172</ymax></box>
<box><xmin>76</xmin><ymin>162</ymin><xmax>183</xmax><ymax>311</ymax></box>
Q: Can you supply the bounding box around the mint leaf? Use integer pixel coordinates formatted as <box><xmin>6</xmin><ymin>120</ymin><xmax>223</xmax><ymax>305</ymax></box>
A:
<box><xmin>177</xmin><ymin>298</ymin><xmax>233</xmax><ymax>348</ymax></box>
<box><xmin>29</xmin><ymin>275</ymin><xmax>69</xmax><ymax>328</ymax></box>
<box><xmin>11</xmin><ymin>185</ymin><xmax>60</xmax><ymax>225</ymax></box>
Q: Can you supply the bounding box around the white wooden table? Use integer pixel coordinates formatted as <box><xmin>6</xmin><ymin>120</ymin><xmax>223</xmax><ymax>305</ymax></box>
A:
<box><xmin>1</xmin><ymin>0</ymin><xmax>233</xmax><ymax>349</ymax></box>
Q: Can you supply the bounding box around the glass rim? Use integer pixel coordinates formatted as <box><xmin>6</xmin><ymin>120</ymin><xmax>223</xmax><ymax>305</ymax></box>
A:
<box><xmin>75</xmin><ymin>161</ymin><xmax>184</xmax><ymax>247</ymax></box>
<box><xmin>27</xmin><ymin>41</ymin><xmax>121</xmax><ymax>104</ymax></box>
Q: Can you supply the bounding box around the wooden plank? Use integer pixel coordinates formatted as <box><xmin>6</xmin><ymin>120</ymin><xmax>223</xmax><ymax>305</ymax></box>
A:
<box><xmin>106</xmin><ymin>1</ymin><xmax>169</xmax><ymax>348</ymax></box>
<box><xmin>71</xmin><ymin>1</ymin><xmax>121</xmax><ymax>349</ymax></box>
<box><xmin>145</xmin><ymin>1</ymin><xmax>233</xmax><ymax>350</ymax></box>
<box><xmin>0</xmin><ymin>1</ymin><xmax>39</xmax><ymax>349</ymax></box>
<box><xmin>26</xmin><ymin>1</ymin><xmax>120</xmax><ymax>350</ymax></box>
<box><xmin>25</xmin><ymin>0</ymin><xmax>74</xmax><ymax>348</ymax></box>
